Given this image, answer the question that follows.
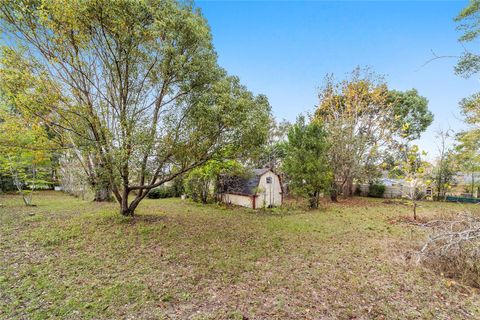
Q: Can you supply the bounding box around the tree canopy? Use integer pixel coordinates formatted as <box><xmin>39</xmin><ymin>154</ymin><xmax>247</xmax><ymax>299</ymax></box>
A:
<box><xmin>452</xmin><ymin>1</ymin><xmax>480</xmax><ymax>195</ymax></box>
<box><xmin>314</xmin><ymin>68</ymin><xmax>432</xmax><ymax>200</ymax></box>
<box><xmin>282</xmin><ymin>116</ymin><xmax>331</xmax><ymax>208</ymax></box>
<box><xmin>455</xmin><ymin>0</ymin><xmax>480</xmax><ymax>77</ymax></box>
<box><xmin>388</xmin><ymin>89</ymin><xmax>433</xmax><ymax>141</ymax></box>
<box><xmin>0</xmin><ymin>0</ymin><xmax>271</xmax><ymax>215</ymax></box>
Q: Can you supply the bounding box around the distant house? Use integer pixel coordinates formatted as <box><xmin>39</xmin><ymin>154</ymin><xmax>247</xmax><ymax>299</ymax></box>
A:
<box><xmin>218</xmin><ymin>168</ymin><xmax>283</xmax><ymax>209</ymax></box>
<box><xmin>356</xmin><ymin>177</ymin><xmax>435</xmax><ymax>199</ymax></box>
<box><xmin>454</xmin><ymin>172</ymin><xmax>480</xmax><ymax>186</ymax></box>
<box><xmin>378</xmin><ymin>178</ymin><xmax>405</xmax><ymax>187</ymax></box>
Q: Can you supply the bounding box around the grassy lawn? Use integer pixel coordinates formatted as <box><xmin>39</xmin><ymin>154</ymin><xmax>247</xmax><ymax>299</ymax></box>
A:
<box><xmin>1</xmin><ymin>192</ymin><xmax>480</xmax><ymax>319</ymax></box>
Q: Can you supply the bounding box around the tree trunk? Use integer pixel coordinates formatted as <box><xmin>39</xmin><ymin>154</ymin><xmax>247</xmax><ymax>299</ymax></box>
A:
<box><xmin>309</xmin><ymin>191</ymin><xmax>319</xmax><ymax>209</ymax></box>
<box><xmin>344</xmin><ymin>177</ymin><xmax>354</xmax><ymax>197</ymax></box>
<box><xmin>21</xmin><ymin>192</ymin><xmax>35</xmax><ymax>206</ymax></box>
<box><xmin>94</xmin><ymin>186</ymin><xmax>112</xmax><ymax>202</ymax></box>
<box><xmin>330</xmin><ymin>188</ymin><xmax>338</xmax><ymax>202</ymax></box>
<box><xmin>12</xmin><ymin>173</ymin><xmax>35</xmax><ymax>207</ymax></box>
<box><xmin>120</xmin><ymin>188</ymin><xmax>132</xmax><ymax>216</ymax></box>
<box><xmin>118</xmin><ymin>188</ymin><xmax>149</xmax><ymax>217</ymax></box>
<box><xmin>120</xmin><ymin>206</ymin><xmax>133</xmax><ymax>216</ymax></box>
<box><xmin>413</xmin><ymin>202</ymin><xmax>417</xmax><ymax>220</ymax></box>
<box><xmin>201</xmin><ymin>181</ymin><xmax>209</xmax><ymax>204</ymax></box>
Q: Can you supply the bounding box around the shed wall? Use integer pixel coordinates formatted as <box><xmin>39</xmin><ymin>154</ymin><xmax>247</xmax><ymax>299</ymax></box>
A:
<box><xmin>222</xmin><ymin>193</ymin><xmax>253</xmax><ymax>208</ymax></box>
<box><xmin>256</xmin><ymin>171</ymin><xmax>282</xmax><ymax>207</ymax></box>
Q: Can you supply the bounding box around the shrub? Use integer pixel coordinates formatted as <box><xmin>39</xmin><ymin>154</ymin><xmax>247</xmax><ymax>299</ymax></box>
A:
<box><xmin>169</xmin><ymin>177</ymin><xmax>184</xmax><ymax>197</ymax></box>
<box><xmin>368</xmin><ymin>183</ymin><xmax>385</xmax><ymax>198</ymax></box>
<box><xmin>0</xmin><ymin>173</ymin><xmax>15</xmax><ymax>192</ymax></box>
<box><xmin>147</xmin><ymin>177</ymin><xmax>184</xmax><ymax>199</ymax></box>
<box><xmin>184</xmin><ymin>172</ymin><xmax>210</xmax><ymax>204</ymax></box>
<box><xmin>147</xmin><ymin>186</ymin><xmax>175</xmax><ymax>199</ymax></box>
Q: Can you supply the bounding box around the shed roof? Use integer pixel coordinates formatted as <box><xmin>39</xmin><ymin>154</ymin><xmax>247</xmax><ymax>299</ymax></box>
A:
<box><xmin>219</xmin><ymin>168</ymin><xmax>272</xmax><ymax>196</ymax></box>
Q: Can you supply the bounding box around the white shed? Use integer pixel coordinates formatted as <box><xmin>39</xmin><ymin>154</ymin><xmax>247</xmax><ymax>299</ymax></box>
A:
<box><xmin>219</xmin><ymin>168</ymin><xmax>283</xmax><ymax>209</ymax></box>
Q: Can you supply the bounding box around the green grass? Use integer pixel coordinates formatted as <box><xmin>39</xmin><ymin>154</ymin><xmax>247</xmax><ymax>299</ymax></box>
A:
<box><xmin>1</xmin><ymin>191</ymin><xmax>480</xmax><ymax>319</ymax></box>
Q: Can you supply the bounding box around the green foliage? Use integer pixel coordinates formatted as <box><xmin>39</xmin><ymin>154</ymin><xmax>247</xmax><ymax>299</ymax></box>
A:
<box><xmin>282</xmin><ymin>116</ymin><xmax>332</xmax><ymax>208</ymax></box>
<box><xmin>368</xmin><ymin>184</ymin><xmax>386</xmax><ymax>198</ymax></box>
<box><xmin>314</xmin><ymin>68</ymin><xmax>432</xmax><ymax>199</ymax></box>
<box><xmin>184</xmin><ymin>160</ymin><xmax>243</xmax><ymax>204</ymax></box>
<box><xmin>0</xmin><ymin>103</ymin><xmax>52</xmax><ymax>205</ymax></box>
<box><xmin>396</xmin><ymin>144</ymin><xmax>431</xmax><ymax>219</ymax></box>
<box><xmin>0</xmin><ymin>0</ymin><xmax>271</xmax><ymax>215</ymax></box>
<box><xmin>147</xmin><ymin>186</ymin><xmax>175</xmax><ymax>199</ymax></box>
<box><xmin>453</xmin><ymin>4</ymin><xmax>480</xmax><ymax>195</ymax></box>
<box><xmin>457</xmin><ymin>94</ymin><xmax>480</xmax><ymax>153</ymax></box>
<box><xmin>388</xmin><ymin>89</ymin><xmax>433</xmax><ymax>140</ymax></box>
<box><xmin>455</xmin><ymin>1</ymin><xmax>480</xmax><ymax>77</ymax></box>
<box><xmin>454</xmin><ymin>92</ymin><xmax>480</xmax><ymax>197</ymax></box>
<box><xmin>251</xmin><ymin>118</ymin><xmax>290</xmax><ymax>170</ymax></box>
<box><xmin>147</xmin><ymin>177</ymin><xmax>184</xmax><ymax>199</ymax></box>
<box><xmin>454</xmin><ymin>1</ymin><xmax>480</xmax><ymax>183</ymax></box>
<box><xmin>455</xmin><ymin>134</ymin><xmax>480</xmax><ymax>194</ymax></box>
<box><xmin>0</xmin><ymin>173</ymin><xmax>15</xmax><ymax>192</ymax></box>
<box><xmin>184</xmin><ymin>171</ymin><xmax>210</xmax><ymax>204</ymax></box>
<box><xmin>431</xmin><ymin>151</ymin><xmax>456</xmax><ymax>199</ymax></box>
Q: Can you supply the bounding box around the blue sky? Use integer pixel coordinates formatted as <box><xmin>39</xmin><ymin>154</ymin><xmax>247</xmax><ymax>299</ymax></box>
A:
<box><xmin>197</xmin><ymin>0</ymin><xmax>478</xmax><ymax>158</ymax></box>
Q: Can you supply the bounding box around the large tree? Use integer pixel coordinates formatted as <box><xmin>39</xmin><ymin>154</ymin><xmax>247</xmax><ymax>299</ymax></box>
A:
<box><xmin>314</xmin><ymin>69</ymin><xmax>390</xmax><ymax>200</ymax></box>
<box><xmin>452</xmin><ymin>1</ymin><xmax>480</xmax><ymax>196</ymax></box>
<box><xmin>0</xmin><ymin>0</ymin><xmax>271</xmax><ymax>216</ymax></box>
<box><xmin>282</xmin><ymin>116</ymin><xmax>331</xmax><ymax>209</ymax></box>
<box><xmin>454</xmin><ymin>1</ymin><xmax>480</xmax><ymax>140</ymax></box>
<box><xmin>314</xmin><ymin>68</ymin><xmax>433</xmax><ymax>201</ymax></box>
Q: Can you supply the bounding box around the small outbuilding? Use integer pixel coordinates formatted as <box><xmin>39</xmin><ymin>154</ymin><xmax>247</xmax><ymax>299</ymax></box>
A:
<box><xmin>218</xmin><ymin>168</ymin><xmax>283</xmax><ymax>209</ymax></box>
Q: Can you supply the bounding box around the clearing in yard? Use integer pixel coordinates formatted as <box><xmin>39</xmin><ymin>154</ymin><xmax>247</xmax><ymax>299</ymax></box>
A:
<box><xmin>1</xmin><ymin>191</ymin><xmax>480</xmax><ymax>319</ymax></box>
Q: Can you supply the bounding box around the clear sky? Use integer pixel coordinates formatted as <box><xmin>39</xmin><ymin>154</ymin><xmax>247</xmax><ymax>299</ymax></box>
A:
<box><xmin>196</xmin><ymin>0</ymin><xmax>478</xmax><ymax>159</ymax></box>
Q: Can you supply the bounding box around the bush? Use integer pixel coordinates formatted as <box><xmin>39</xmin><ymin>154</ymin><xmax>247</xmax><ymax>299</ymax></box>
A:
<box><xmin>169</xmin><ymin>177</ymin><xmax>184</xmax><ymax>197</ymax></box>
<box><xmin>0</xmin><ymin>174</ymin><xmax>15</xmax><ymax>192</ymax></box>
<box><xmin>184</xmin><ymin>172</ymin><xmax>210</xmax><ymax>204</ymax></box>
<box><xmin>147</xmin><ymin>186</ymin><xmax>175</xmax><ymax>199</ymax></box>
<box><xmin>368</xmin><ymin>183</ymin><xmax>385</xmax><ymax>198</ymax></box>
<box><xmin>147</xmin><ymin>177</ymin><xmax>184</xmax><ymax>199</ymax></box>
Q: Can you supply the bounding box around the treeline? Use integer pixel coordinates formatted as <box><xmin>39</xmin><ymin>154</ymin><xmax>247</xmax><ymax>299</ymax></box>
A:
<box><xmin>0</xmin><ymin>0</ymin><xmax>479</xmax><ymax>215</ymax></box>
